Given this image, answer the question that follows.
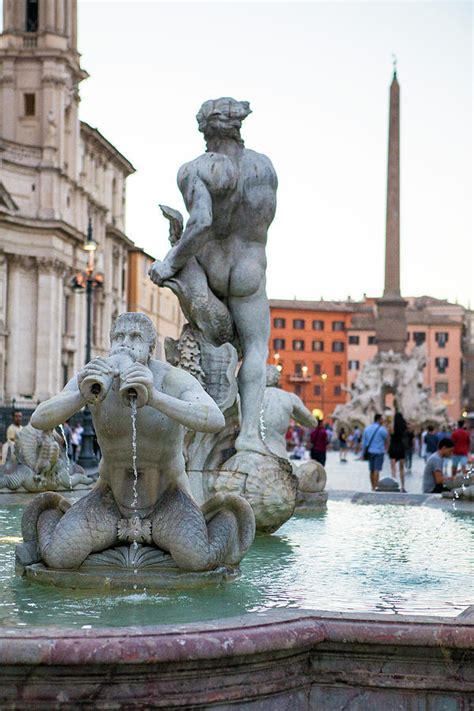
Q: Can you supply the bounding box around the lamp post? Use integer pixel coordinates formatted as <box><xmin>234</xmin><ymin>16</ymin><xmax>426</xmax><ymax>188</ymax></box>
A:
<box><xmin>301</xmin><ymin>364</ymin><xmax>308</xmax><ymax>404</ymax></box>
<box><xmin>75</xmin><ymin>219</ymin><xmax>102</xmax><ymax>470</ymax></box>
<box><xmin>321</xmin><ymin>372</ymin><xmax>328</xmax><ymax>418</ymax></box>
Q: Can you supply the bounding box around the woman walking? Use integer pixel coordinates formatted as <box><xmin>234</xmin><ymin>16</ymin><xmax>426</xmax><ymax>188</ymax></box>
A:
<box><xmin>389</xmin><ymin>412</ymin><xmax>408</xmax><ymax>492</ymax></box>
<box><xmin>338</xmin><ymin>427</ymin><xmax>348</xmax><ymax>462</ymax></box>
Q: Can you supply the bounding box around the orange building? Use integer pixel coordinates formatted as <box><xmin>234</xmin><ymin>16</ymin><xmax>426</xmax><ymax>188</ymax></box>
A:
<box><xmin>270</xmin><ymin>296</ymin><xmax>467</xmax><ymax>423</ymax></box>
<box><xmin>128</xmin><ymin>248</ymin><xmax>185</xmax><ymax>358</ymax></box>
<box><xmin>269</xmin><ymin>300</ymin><xmax>353</xmax><ymax>419</ymax></box>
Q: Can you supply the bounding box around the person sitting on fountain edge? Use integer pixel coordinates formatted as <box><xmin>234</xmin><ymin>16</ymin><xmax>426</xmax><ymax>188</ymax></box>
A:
<box><xmin>422</xmin><ymin>438</ymin><xmax>455</xmax><ymax>494</ymax></box>
<box><xmin>26</xmin><ymin>313</ymin><xmax>255</xmax><ymax>572</ymax></box>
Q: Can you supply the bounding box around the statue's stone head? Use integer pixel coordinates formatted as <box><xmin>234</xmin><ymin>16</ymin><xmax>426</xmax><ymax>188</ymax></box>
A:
<box><xmin>196</xmin><ymin>97</ymin><xmax>251</xmax><ymax>144</ymax></box>
<box><xmin>110</xmin><ymin>312</ymin><xmax>156</xmax><ymax>364</ymax></box>
<box><xmin>266</xmin><ymin>365</ymin><xmax>281</xmax><ymax>388</ymax></box>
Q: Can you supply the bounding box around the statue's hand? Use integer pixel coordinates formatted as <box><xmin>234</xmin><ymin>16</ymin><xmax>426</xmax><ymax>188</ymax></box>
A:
<box><xmin>148</xmin><ymin>259</ymin><xmax>178</xmax><ymax>286</ymax></box>
<box><xmin>77</xmin><ymin>357</ymin><xmax>114</xmax><ymax>404</ymax></box>
<box><xmin>120</xmin><ymin>362</ymin><xmax>154</xmax><ymax>400</ymax></box>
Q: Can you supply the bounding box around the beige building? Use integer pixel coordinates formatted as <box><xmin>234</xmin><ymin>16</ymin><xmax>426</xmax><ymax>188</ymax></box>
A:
<box><xmin>0</xmin><ymin>0</ymin><xmax>135</xmax><ymax>406</ymax></box>
<box><xmin>128</xmin><ymin>248</ymin><xmax>185</xmax><ymax>358</ymax></box>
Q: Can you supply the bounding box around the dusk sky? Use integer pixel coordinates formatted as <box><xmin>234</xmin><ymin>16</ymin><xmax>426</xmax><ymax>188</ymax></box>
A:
<box><xmin>6</xmin><ymin>1</ymin><xmax>473</xmax><ymax>305</ymax></box>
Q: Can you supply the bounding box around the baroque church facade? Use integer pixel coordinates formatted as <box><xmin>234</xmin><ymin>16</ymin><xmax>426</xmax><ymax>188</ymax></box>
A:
<box><xmin>0</xmin><ymin>0</ymin><xmax>135</xmax><ymax>407</ymax></box>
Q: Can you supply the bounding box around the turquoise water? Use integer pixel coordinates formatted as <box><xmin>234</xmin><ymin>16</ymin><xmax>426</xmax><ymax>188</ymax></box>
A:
<box><xmin>0</xmin><ymin>501</ymin><xmax>472</xmax><ymax>627</ymax></box>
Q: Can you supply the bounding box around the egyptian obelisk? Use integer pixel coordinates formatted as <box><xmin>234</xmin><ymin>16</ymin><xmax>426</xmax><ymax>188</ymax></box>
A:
<box><xmin>375</xmin><ymin>65</ymin><xmax>407</xmax><ymax>353</ymax></box>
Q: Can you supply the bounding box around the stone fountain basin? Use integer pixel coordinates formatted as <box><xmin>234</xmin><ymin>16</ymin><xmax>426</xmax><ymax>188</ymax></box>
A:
<box><xmin>1</xmin><ymin>494</ymin><xmax>473</xmax><ymax>706</ymax></box>
<box><xmin>0</xmin><ymin>609</ymin><xmax>472</xmax><ymax>707</ymax></box>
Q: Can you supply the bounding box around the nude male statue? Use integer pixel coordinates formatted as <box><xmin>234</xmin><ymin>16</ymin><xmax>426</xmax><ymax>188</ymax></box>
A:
<box><xmin>149</xmin><ymin>98</ymin><xmax>278</xmax><ymax>456</ymax></box>
<box><xmin>263</xmin><ymin>366</ymin><xmax>318</xmax><ymax>460</ymax></box>
<box><xmin>26</xmin><ymin>313</ymin><xmax>254</xmax><ymax>571</ymax></box>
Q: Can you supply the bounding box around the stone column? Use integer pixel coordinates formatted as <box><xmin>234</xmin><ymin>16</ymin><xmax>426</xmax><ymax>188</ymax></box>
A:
<box><xmin>376</xmin><ymin>70</ymin><xmax>407</xmax><ymax>355</ymax></box>
<box><xmin>43</xmin><ymin>0</ymin><xmax>56</xmax><ymax>33</ymax></box>
<box><xmin>34</xmin><ymin>258</ymin><xmax>66</xmax><ymax>401</ymax></box>
<box><xmin>5</xmin><ymin>256</ymin><xmax>38</xmax><ymax>400</ymax></box>
<box><xmin>384</xmin><ymin>72</ymin><xmax>400</xmax><ymax>299</ymax></box>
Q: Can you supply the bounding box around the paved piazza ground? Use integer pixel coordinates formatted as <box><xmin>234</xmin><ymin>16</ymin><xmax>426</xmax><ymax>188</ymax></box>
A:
<box><xmin>315</xmin><ymin>449</ymin><xmax>430</xmax><ymax>494</ymax></box>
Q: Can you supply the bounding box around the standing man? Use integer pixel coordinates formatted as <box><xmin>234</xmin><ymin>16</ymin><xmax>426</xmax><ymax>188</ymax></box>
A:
<box><xmin>422</xmin><ymin>438</ymin><xmax>455</xmax><ymax>493</ymax></box>
<box><xmin>2</xmin><ymin>410</ymin><xmax>23</xmax><ymax>463</ymax></box>
<box><xmin>362</xmin><ymin>414</ymin><xmax>389</xmax><ymax>491</ymax></box>
<box><xmin>310</xmin><ymin>419</ymin><xmax>328</xmax><ymax>466</ymax></box>
<box><xmin>423</xmin><ymin>425</ymin><xmax>439</xmax><ymax>461</ymax></box>
<box><xmin>451</xmin><ymin>420</ymin><xmax>471</xmax><ymax>478</ymax></box>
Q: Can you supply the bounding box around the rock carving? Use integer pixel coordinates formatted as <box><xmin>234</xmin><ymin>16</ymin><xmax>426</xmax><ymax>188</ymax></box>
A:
<box><xmin>334</xmin><ymin>347</ymin><xmax>448</xmax><ymax>431</ymax></box>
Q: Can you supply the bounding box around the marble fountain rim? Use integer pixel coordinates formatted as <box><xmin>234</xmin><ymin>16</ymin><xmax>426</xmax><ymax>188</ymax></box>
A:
<box><xmin>0</xmin><ymin>608</ymin><xmax>473</xmax><ymax>665</ymax></box>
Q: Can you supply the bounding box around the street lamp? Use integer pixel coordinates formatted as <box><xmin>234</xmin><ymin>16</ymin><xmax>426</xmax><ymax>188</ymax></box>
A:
<box><xmin>321</xmin><ymin>372</ymin><xmax>328</xmax><ymax>418</ymax></box>
<box><xmin>73</xmin><ymin>218</ymin><xmax>102</xmax><ymax>470</ymax></box>
<box><xmin>301</xmin><ymin>364</ymin><xmax>308</xmax><ymax>404</ymax></box>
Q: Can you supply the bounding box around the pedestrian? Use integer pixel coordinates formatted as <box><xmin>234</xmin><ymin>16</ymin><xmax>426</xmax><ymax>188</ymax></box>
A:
<box><xmin>362</xmin><ymin>414</ymin><xmax>389</xmax><ymax>491</ymax></box>
<box><xmin>423</xmin><ymin>426</ymin><xmax>439</xmax><ymax>461</ymax></box>
<box><xmin>71</xmin><ymin>423</ymin><xmax>82</xmax><ymax>462</ymax></box>
<box><xmin>353</xmin><ymin>426</ymin><xmax>362</xmax><ymax>455</ymax></box>
<box><xmin>422</xmin><ymin>438</ymin><xmax>455</xmax><ymax>493</ymax></box>
<box><xmin>389</xmin><ymin>412</ymin><xmax>408</xmax><ymax>492</ymax></box>
<box><xmin>403</xmin><ymin>424</ymin><xmax>415</xmax><ymax>472</ymax></box>
<box><xmin>310</xmin><ymin>419</ymin><xmax>328</xmax><ymax>466</ymax></box>
<box><xmin>338</xmin><ymin>427</ymin><xmax>348</xmax><ymax>462</ymax></box>
<box><xmin>451</xmin><ymin>419</ymin><xmax>471</xmax><ymax>478</ymax></box>
<box><xmin>2</xmin><ymin>410</ymin><xmax>23</xmax><ymax>464</ymax></box>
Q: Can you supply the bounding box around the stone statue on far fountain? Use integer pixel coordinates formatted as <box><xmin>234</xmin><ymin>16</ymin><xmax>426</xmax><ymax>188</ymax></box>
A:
<box><xmin>263</xmin><ymin>365</ymin><xmax>327</xmax><ymax>508</ymax></box>
<box><xmin>149</xmin><ymin>98</ymin><xmax>298</xmax><ymax>532</ymax></box>
<box><xmin>16</xmin><ymin>313</ymin><xmax>255</xmax><ymax>588</ymax></box>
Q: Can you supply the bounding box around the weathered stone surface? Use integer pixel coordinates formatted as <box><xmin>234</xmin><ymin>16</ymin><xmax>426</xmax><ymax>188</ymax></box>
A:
<box><xmin>376</xmin><ymin>476</ymin><xmax>401</xmax><ymax>492</ymax></box>
<box><xmin>0</xmin><ymin>610</ymin><xmax>471</xmax><ymax>707</ymax></box>
<box><xmin>295</xmin><ymin>460</ymin><xmax>327</xmax><ymax>493</ymax></box>
<box><xmin>296</xmin><ymin>490</ymin><xmax>328</xmax><ymax>510</ymax></box>
<box><xmin>22</xmin><ymin>561</ymin><xmax>239</xmax><ymax>591</ymax></box>
<box><xmin>204</xmin><ymin>451</ymin><xmax>298</xmax><ymax>533</ymax></box>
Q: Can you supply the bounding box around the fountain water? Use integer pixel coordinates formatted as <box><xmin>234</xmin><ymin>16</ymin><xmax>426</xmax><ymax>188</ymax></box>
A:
<box><xmin>58</xmin><ymin>424</ymin><xmax>73</xmax><ymax>490</ymax></box>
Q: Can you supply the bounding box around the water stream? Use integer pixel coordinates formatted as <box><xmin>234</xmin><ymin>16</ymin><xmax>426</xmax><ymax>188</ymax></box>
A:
<box><xmin>58</xmin><ymin>425</ymin><xmax>73</xmax><ymax>489</ymax></box>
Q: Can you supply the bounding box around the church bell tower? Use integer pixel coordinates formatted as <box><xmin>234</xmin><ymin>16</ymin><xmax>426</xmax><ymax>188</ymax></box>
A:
<box><xmin>0</xmin><ymin>0</ymin><xmax>88</xmax><ymax>180</ymax></box>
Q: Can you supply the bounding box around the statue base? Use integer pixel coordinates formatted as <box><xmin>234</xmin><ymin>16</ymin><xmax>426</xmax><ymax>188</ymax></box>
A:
<box><xmin>295</xmin><ymin>490</ymin><xmax>328</xmax><ymax>511</ymax></box>
<box><xmin>16</xmin><ymin>543</ymin><xmax>240</xmax><ymax>591</ymax></box>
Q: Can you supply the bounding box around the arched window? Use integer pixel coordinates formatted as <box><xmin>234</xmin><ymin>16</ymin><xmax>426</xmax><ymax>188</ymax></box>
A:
<box><xmin>26</xmin><ymin>0</ymin><xmax>39</xmax><ymax>32</ymax></box>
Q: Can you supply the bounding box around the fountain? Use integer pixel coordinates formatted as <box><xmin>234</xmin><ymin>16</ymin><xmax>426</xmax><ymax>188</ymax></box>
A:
<box><xmin>0</xmin><ymin>422</ymin><xmax>94</xmax><ymax>492</ymax></box>
<box><xmin>3</xmin><ymin>97</ymin><xmax>473</xmax><ymax>707</ymax></box>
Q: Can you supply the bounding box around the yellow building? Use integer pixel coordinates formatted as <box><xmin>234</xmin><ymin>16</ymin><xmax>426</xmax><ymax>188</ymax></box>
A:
<box><xmin>128</xmin><ymin>248</ymin><xmax>185</xmax><ymax>358</ymax></box>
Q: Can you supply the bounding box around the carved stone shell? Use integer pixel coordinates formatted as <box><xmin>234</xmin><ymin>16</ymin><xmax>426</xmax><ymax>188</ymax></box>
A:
<box><xmin>205</xmin><ymin>451</ymin><xmax>298</xmax><ymax>534</ymax></box>
<box><xmin>295</xmin><ymin>460</ymin><xmax>327</xmax><ymax>493</ymax></box>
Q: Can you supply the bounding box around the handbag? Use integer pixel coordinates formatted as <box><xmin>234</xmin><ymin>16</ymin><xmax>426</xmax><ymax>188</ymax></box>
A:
<box><xmin>362</xmin><ymin>424</ymin><xmax>381</xmax><ymax>460</ymax></box>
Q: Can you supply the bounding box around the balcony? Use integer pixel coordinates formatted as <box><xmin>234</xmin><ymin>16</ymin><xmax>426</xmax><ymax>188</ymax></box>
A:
<box><xmin>23</xmin><ymin>35</ymin><xmax>37</xmax><ymax>49</ymax></box>
<box><xmin>287</xmin><ymin>374</ymin><xmax>312</xmax><ymax>383</ymax></box>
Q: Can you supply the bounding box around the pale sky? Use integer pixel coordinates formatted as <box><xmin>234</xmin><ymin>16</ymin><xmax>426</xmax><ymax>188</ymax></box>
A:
<box><xmin>6</xmin><ymin>1</ymin><xmax>474</xmax><ymax>305</ymax></box>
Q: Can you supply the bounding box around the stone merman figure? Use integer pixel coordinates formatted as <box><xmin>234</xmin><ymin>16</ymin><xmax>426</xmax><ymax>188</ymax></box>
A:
<box><xmin>24</xmin><ymin>313</ymin><xmax>255</xmax><ymax>572</ymax></box>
